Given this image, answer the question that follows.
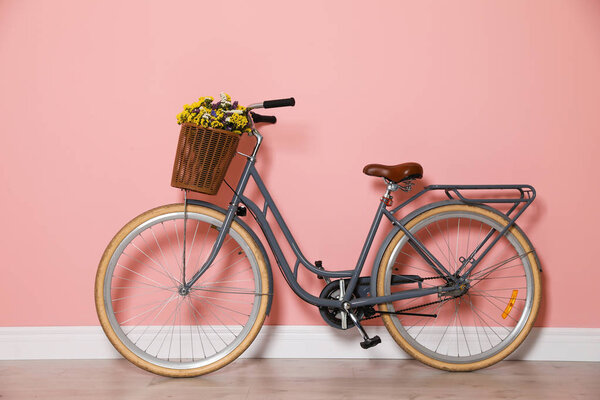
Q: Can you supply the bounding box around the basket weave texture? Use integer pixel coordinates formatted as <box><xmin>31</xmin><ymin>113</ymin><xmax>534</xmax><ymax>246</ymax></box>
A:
<box><xmin>171</xmin><ymin>123</ymin><xmax>240</xmax><ymax>195</ymax></box>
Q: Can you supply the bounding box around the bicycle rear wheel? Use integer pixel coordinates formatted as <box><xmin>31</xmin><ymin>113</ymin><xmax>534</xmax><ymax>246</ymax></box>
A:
<box><xmin>95</xmin><ymin>204</ymin><xmax>270</xmax><ymax>377</ymax></box>
<box><xmin>376</xmin><ymin>204</ymin><xmax>541</xmax><ymax>371</ymax></box>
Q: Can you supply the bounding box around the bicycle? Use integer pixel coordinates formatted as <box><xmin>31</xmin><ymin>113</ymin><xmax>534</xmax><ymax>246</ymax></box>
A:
<box><xmin>95</xmin><ymin>97</ymin><xmax>542</xmax><ymax>377</ymax></box>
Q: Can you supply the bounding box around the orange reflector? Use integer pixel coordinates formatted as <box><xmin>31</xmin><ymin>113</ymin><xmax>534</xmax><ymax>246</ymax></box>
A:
<box><xmin>502</xmin><ymin>290</ymin><xmax>518</xmax><ymax>319</ymax></box>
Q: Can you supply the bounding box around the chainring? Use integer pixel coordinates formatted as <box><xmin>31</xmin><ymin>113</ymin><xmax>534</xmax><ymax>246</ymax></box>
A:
<box><xmin>318</xmin><ymin>279</ymin><xmax>366</xmax><ymax>330</ymax></box>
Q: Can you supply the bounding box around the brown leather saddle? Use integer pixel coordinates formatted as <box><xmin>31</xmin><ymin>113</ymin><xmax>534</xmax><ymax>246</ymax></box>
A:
<box><xmin>363</xmin><ymin>162</ymin><xmax>423</xmax><ymax>183</ymax></box>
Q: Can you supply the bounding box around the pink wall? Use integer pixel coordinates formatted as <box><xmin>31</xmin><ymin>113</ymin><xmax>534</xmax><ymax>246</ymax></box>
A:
<box><xmin>1</xmin><ymin>0</ymin><xmax>599</xmax><ymax>327</ymax></box>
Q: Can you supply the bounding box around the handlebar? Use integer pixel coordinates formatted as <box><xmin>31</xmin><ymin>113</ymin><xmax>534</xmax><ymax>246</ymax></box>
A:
<box><xmin>250</xmin><ymin>112</ymin><xmax>277</xmax><ymax>124</ymax></box>
<box><xmin>246</xmin><ymin>97</ymin><xmax>294</xmax><ymax>127</ymax></box>
<box><xmin>263</xmin><ymin>97</ymin><xmax>295</xmax><ymax>108</ymax></box>
<box><xmin>248</xmin><ymin>97</ymin><xmax>295</xmax><ymax>110</ymax></box>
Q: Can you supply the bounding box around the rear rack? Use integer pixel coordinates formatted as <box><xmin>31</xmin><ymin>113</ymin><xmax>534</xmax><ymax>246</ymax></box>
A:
<box><xmin>390</xmin><ymin>184</ymin><xmax>536</xmax><ymax>220</ymax></box>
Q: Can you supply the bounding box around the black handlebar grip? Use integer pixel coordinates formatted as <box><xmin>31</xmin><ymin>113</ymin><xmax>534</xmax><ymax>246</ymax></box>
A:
<box><xmin>250</xmin><ymin>112</ymin><xmax>277</xmax><ymax>124</ymax></box>
<box><xmin>263</xmin><ymin>97</ymin><xmax>295</xmax><ymax>109</ymax></box>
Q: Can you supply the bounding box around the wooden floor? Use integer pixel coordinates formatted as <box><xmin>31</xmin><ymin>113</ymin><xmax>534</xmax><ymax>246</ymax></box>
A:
<box><xmin>1</xmin><ymin>359</ymin><xmax>599</xmax><ymax>399</ymax></box>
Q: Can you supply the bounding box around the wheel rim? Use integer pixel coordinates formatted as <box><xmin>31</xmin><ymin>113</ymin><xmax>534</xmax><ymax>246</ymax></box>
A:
<box><xmin>103</xmin><ymin>211</ymin><xmax>262</xmax><ymax>370</ymax></box>
<box><xmin>383</xmin><ymin>210</ymin><xmax>535</xmax><ymax>364</ymax></box>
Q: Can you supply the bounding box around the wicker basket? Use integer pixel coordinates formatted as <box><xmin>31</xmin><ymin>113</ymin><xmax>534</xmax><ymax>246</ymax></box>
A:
<box><xmin>171</xmin><ymin>123</ymin><xmax>240</xmax><ymax>195</ymax></box>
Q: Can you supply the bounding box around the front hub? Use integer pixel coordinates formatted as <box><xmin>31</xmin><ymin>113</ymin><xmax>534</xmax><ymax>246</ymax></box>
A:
<box><xmin>178</xmin><ymin>285</ymin><xmax>190</xmax><ymax>296</ymax></box>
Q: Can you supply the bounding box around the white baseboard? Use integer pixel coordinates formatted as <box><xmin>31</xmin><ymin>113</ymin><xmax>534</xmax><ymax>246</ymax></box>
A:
<box><xmin>0</xmin><ymin>326</ymin><xmax>598</xmax><ymax>361</ymax></box>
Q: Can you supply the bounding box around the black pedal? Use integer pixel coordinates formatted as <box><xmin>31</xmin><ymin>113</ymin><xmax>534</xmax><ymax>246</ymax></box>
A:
<box><xmin>236</xmin><ymin>206</ymin><xmax>247</xmax><ymax>216</ymax></box>
<box><xmin>360</xmin><ymin>335</ymin><xmax>381</xmax><ymax>349</ymax></box>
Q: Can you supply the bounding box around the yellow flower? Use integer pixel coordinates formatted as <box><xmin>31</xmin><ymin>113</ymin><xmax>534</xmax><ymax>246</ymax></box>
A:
<box><xmin>228</xmin><ymin>113</ymin><xmax>248</xmax><ymax>130</ymax></box>
<box><xmin>210</xmin><ymin>120</ymin><xmax>224</xmax><ymax>129</ymax></box>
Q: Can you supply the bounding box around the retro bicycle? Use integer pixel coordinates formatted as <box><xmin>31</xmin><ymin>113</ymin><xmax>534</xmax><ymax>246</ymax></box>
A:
<box><xmin>95</xmin><ymin>97</ymin><xmax>541</xmax><ymax>377</ymax></box>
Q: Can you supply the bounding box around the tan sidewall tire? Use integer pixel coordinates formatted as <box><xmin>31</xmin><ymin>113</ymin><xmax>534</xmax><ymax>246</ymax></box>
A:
<box><xmin>95</xmin><ymin>204</ymin><xmax>270</xmax><ymax>377</ymax></box>
<box><xmin>376</xmin><ymin>204</ymin><xmax>541</xmax><ymax>372</ymax></box>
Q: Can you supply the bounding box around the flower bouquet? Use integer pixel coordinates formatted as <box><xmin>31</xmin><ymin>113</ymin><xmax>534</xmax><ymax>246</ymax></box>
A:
<box><xmin>176</xmin><ymin>92</ymin><xmax>251</xmax><ymax>134</ymax></box>
<box><xmin>171</xmin><ymin>92</ymin><xmax>246</xmax><ymax>195</ymax></box>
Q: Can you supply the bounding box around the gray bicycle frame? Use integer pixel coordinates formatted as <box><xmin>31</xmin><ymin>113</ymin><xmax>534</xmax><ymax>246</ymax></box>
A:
<box><xmin>184</xmin><ymin>131</ymin><xmax>536</xmax><ymax>311</ymax></box>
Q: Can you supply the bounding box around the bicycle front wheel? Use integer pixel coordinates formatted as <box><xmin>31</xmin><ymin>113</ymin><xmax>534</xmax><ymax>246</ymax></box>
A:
<box><xmin>376</xmin><ymin>204</ymin><xmax>541</xmax><ymax>371</ymax></box>
<box><xmin>95</xmin><ymin>204</ymin><xmax>270</xmax><ymax>377</ymax></box>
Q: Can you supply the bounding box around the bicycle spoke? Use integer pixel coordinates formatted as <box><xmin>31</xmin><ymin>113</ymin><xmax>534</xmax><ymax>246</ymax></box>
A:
<box><xmin>149</xmin><ymin>226</ymin><xmax>183</xmax><ymax>285</ymax></box>
<box><xmin>122</xmin><ymin>245</ymin><xmax>177</xmax><ymax>283</ymax></box>
<box><xmin>139</xmin><ymin>229</ymin><xmax>180</xmax><ymax>285</ymax></box>
<box><xmin>111</xmin><ymin>275</ymin><xmax>175</xmax><ymax>289</ymax></box>
<box><xmin>425</xmin><ymin>226</ymin><xmax>454</xmax><ymax>271</ymax></box>
<box><xmin>192</xmin><ymin>295</ymin><xmax>246</xmax><ymax>330</ymax></box>
<box><xmin>159</xmin><ymin>299</ymin><xmax>183</xmax><ymax>359</ymax></box>
<box><xmin>189</xmin><ymin>293</ymin><xmax>256</xmax><ymax>305</ymax></box>
<box><xmin>185</xmin><ymin>296</ymin><xmax>208</xmax><ymax>358</ymax></box>
<box><xmin>112</xmin><ymin>287</ymin><xmax>171</xmax><ymax>302</ymax></box>
<box><xmin>129</xmin><ymin>293</ymin><xmax>178</xmax><ymax>340</ymax></box>
<box><xmin>142</xmin><ymin>296</ymin><xmax>182</xmax><ymax>353</ymax></box>
<box><xmin>191</xmin><ymin>293</ymin><xmax>251</xmax><ymax>318</ymax></box>
<box><xmin>117</xmin><ymin>294</ymin><xmax>177</xmax><ymax>323</ymax></box>
<box><xmin>115</xmin><ymin>263</ymin><xmax>164</xmax><ymax>287</ymax></box>
<box><xmin>469</xmin><ymin>293</ymin><xmax>526</xmax><ymax>302</ymax></box>
<box><xmin>470</xmin><ymin>263</ymin><xmax>524</xmax><ymax>280</ymax></box>
<box><xmin>468</xmin><ymin>295</ymin><xmax>485</xmax><ymax>353</ymax></box>
<box><xmin>466</xmin><ymin>218</ymin><xmax>472</xmax><ymax>261</ymax></box>
<box><xmin>186</xmin><ymin>297</ymin><xmax>229</xmax><ymax>347</ymax></box>
<box><xmin>468</xmin><ymin>294</ymin><xmax>494</xmax><ymax>349</ymax></box>
<box><xmin>468</xmin><ymin>301</ymin><xmax>511</xmax><ymax>335</ymax></box>
<box><xmin>456</xmin><ymin>299</ymin><xmax>471</xmax><ymax>356</ymax></box>
<box><xmin>185</xmin><ymin>297</ymin><xmax>217</xmax><ymax>354</ymax></box>
<box><xmin>456</xmin><ymin>218</ymin><xmax>460</xmax><ymax>274</ymax></box>
<box><xmin>470</xmin><ymin>252</ymin><xmax>529</xmax><ymax>279</ymax></box>
<box><xmin>161</xmin><ymin>222</ymin><xmax>183</xmax><ymax>278</ymax></box>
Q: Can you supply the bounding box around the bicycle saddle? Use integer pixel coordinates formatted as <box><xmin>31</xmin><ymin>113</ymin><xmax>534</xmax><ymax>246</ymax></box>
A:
<box><xmin>363</xmin><ymin>162</ymin><xmax>423</xmax><ymax>183</ymax></box>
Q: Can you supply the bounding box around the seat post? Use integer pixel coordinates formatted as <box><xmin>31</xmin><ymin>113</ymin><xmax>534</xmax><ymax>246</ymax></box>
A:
<box><xmin>381</xmin><ymin>178</ymin><xmax>416</xmax><ymax>207</ymax></box>
<box><xmin>381</xmin><ymin>179</ymin><xmax>399</xmax><ymax>207</ymax></box>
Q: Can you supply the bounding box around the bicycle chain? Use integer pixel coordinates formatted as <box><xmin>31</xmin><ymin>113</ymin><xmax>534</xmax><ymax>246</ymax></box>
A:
<box><xmin>361</xmin><ymin>276</ymin><xmax>457</xmax><ymax>321</ymax></box>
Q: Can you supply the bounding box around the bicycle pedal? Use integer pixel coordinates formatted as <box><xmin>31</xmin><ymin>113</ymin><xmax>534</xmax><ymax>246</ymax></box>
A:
<box><xmin>360</xmin><ymin>335</ymin><xmax>381</xmax><ymax>349</ymax></box>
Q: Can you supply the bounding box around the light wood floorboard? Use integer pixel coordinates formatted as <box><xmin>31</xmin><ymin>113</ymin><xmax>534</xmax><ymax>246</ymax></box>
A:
<box><xmin>0</xmin><ymin>359</ymin><xmax>598</xmax><ymax>399</ymax></box>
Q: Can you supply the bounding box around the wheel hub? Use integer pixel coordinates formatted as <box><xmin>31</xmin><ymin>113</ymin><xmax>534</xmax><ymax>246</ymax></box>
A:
<box><xmin>178</xmin><ymin>285</ymin><xmax>190</xmax><ymax>296</ymax></box>
<box><xmin>442</xmin><ymin>281</ymin><xmax>470</xmax><ymax>298</ymax></box>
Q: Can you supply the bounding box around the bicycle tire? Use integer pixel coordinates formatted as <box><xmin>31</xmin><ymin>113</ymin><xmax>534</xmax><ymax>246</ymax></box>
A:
<box><xmin>95</xmin><ymin>204</ymin><xmax>270</xmax><ymax>377</ymax></box>
<box><xmin>376</xmin><ymin>204</ymin><xmax>541</xmax><ymax>371</ymax></box>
